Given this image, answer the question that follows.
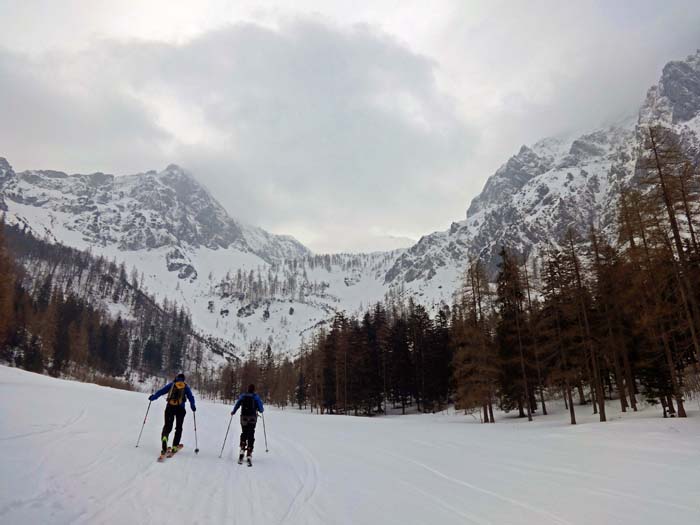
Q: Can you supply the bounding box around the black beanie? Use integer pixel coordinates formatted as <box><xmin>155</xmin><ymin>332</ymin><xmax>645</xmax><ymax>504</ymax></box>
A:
<box><xmin>176</xmin><ymin>373</ymin><xmax>185</xmax><ymax>382</ymax></box>
<box><xmin>247</xmin><ymin>384</ymin><xmax>255</xmax><ymax>393</ymax></box>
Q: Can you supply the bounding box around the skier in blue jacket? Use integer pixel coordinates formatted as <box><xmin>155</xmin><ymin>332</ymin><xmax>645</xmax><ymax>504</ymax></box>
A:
<box><xmin>149</xmin><ymin>373</ymin><xmax>196</xmax><ymax>457</ymax></box>
<box><xmin>231</xmin><ymin>384</ymin><xmax>264</xmax><ymax>464</ymax></box>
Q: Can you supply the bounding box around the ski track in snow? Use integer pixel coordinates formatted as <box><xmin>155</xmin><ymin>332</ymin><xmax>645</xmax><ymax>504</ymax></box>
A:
<box><xmin>0</xmin><ymin>407</ymin><xmax>87</xmax><ymax>441</ymax></box>
<box><xmin>388</xmin><ymin>452</ymin><xmax>573</xmax><ymax>525</ymax></box>
<box><xmin>275</xmin><ymin>435</ymin><xmax>322</xmax><ymax>524</ymax></box>
<box><xmin>2</xmin><ymin>366</ymin><xmax>700</xmax><ymax>525</ymax></box>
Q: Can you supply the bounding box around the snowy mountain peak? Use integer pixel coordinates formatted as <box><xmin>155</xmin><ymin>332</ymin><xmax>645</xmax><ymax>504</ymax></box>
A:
<box><xmin>158</xmin><ymin>164</ymin><xmax>200</xmax><ymax>189</ymax></box>
<box><xmin>0</xmin><ymin>157</ymin><xmax>14</xmax><ymax>181</ymax></box>
<box><xmin>466</xmin><ymin>144</ymin><xmax>553</xmax><ymax>218</ymax></box>
<box><xmin>0</xmin><ymin>156</ymin><xmax>13</xmax><ymax>172</ymax></box>
<box><xmin>1</xmin><ymin>160</ymin><xmax>310</xmax><ymax>265</ymax></box>
<box><xmin>387</xmin><ymin>52</ymin><xmax>700</xmax><ymax>284</ymax></box>
<box><xmin>659</xmin><ymin>50</ymin><xmax>700</xmax><ymax>123</ymax></box>
<box><xmin>0</xmin><ymin>158</ymin><xmax>15</xmax><ymax>211</ymax></box>
<box><xmin>641</xmin><ymin>50</ymin><xmax>700</xmax><ymax>126</ymax></box>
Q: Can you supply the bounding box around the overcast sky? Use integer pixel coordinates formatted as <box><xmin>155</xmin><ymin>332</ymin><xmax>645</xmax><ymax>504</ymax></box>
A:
<box><xmin>1</xmin><ymin>1</ymin><xmax>699</xmax><ymax>253</ymax></box>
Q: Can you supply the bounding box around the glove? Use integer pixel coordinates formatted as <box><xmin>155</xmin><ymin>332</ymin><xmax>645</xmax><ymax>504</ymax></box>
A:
<box><xmin>230</xmin><ymin>410</ymin><xmax>235</xmax><ymax>415</ymax></box>
<box><xmin>191</xmin><ymin>406</ymin><xmax>196</xmax><ymax>412</ymax></box>
<box><xmin>148</xmin><ymin>395</ymin><xmax>156</xmax><ymax>401</ymax></box>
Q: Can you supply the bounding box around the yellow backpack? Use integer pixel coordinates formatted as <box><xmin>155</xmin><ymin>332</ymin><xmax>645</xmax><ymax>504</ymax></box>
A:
<box><xmin>167</xmin><ymin>381</ymin><xmax>186</xmax><ymax>406</ymax></box>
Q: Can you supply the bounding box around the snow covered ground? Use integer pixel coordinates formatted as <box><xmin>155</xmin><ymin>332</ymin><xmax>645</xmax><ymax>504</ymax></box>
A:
<box><xmin>1</xmin><ymin>366</ymin><xmax>699</xmax><ymax>525</ymax></box>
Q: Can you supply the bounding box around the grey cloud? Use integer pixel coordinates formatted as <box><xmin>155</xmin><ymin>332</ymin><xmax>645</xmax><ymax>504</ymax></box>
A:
<box><xmin>126</xmin><ymin>21</ymin><xmax>472</xmax><ymax>219</ymax></box>
<box><xmin>441</xmin><ymin>1</ymin><xmax>700</xmax><ymax>173</ymax></box>
<box><xmin>0</xmin><ymin>19</ymin><xmax>474</xmax><ymax>252</ymax></box>
<box><xmin>4</xmin><ymin>3</ymin><xmax>700</xmax><ymax>253</ymax></box>
<box><xmin>0</xmin><ymin>48</ymin><xmax>171</xmax><ymax>173</ymax></box>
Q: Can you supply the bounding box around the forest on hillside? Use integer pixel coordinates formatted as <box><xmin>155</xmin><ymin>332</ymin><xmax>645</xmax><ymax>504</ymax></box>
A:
<box><xmin>236</xmin><ymin>126</ymin><xmax>700</xmax><ymax>423</ymax></box>
<box><xmin>0</xmin><ymin>220</ymin><xmax>232</xmax><ymax>389</ymax></box>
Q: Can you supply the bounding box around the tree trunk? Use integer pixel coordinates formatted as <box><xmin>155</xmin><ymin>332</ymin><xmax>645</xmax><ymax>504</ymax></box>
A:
<box><xmin>566</xmin><ymin>380</ymin><xmax>576</xmax><ymax>425</ymax></box>
<box><xmin>660</xmin><ymin>331</ymin><xmax>686</xmax><ymax>418</ymax></box>
<box><xmin>613</xmin><ymin>354</ymin><xmax>628</xmax><ymax>412</ymax></box>
<box><xmin>539</xmin><ymin>385</ymin><xmax>547</xmax><ymax>415</ymax></box>
<box><xmin>622</xmin><ymin>349</ymin><xmax>638</xmax><ymax>411</ymax></box>
<box><xmin>577</xmin><ymin>378</ymin><xmax>586</xmax><ymax>405</ymax></box>
<box><xmin>678</xmin><ymin>165</ymin><xmax>699</xmax><ymax>256</ymax></box>
<box><xmin>515</xmin><ymin>309</ymin><xmax>533</xmax><ymax>422</ymax></box>
<box><xmin>665</xmin><ymin>394</ymin><xmax>675</xmax><ymax>415</ymax></box>
<box><xmin>523</xmin><ymin>263</ymin><xmax>546</xmax><ymax>416</ymax></box>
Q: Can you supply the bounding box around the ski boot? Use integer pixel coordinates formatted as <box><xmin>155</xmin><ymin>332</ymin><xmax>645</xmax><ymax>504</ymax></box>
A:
<box><xmin>158</xmin><ymin>437</ymin><xmax>168</xmax><ymax>461</ymax></box>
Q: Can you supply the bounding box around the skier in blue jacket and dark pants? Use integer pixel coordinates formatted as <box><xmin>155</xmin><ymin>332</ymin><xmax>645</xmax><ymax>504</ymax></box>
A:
<box><xmin>149</xmin><ymin>373</ymin><xmax>196</xmax><ymax>456</ymax></box>
<box><xmin>232</xmin><ymin>384</ymin><xmax>264</xmax><ymax>464</ymax></box>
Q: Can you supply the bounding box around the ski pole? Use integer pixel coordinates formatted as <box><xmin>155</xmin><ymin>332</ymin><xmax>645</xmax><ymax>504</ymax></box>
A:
<box><xmin>219</xmin><ymin>413</ymin><xmax>233</xmax><ymax>458</ymax></box>
<box><xmin>135</xmin><ymin>400</ymin><xmax>152</xmax><ymax>448</ymax></box>
<box><xmin>193</xmin><ymin>412</ymin><xmax>200</xmax><ymax>455</ymax></box>
<box><xmin>261</xmin><ymin>413</ymin><xmax>269</xmax><ymax>453</ymax></box>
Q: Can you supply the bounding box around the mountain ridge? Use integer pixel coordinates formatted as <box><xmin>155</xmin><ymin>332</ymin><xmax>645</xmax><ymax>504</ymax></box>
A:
<box><xmin>386</xmin><ymin>50</ymin><xmax>700</xmax><ymax>281</ymax></box>
<box><xmin>3</xmin><ymin>49</ymin><xmax>700</xmax><ymax>358</ymax></box>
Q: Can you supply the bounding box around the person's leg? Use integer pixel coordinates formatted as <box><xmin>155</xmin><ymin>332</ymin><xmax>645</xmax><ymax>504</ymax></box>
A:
<box><xmin>245</xmin><ymin>421</ymin><xmax>256</xmax><ymax>455</ymax></box>
<box><xmin>239</xmin><ymin>419</ymin><xmax>247</xmax><ymax>453</ymax></box>
<box><xmin>173</xmin><ymin>406</ymin><xmax>186</xmax><ymax>447</ymax></box>
<box><xmin>161</xmin><ymin>406</ymin><xmax>175</xmax><ymax>452</ymax></box>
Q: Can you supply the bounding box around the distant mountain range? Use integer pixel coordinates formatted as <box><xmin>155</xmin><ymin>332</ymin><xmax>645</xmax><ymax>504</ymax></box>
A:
<box><xmin>3</xmin><ymin>49</ymin><xmax>700</xmax><ymax>359</ymax></box>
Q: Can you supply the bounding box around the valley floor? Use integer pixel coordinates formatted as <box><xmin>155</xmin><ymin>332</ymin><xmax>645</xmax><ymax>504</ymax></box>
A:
<box><xmin>1</xmin><ymin>365</ymin><xmax>699</xmax><ymax>524</ymax></box>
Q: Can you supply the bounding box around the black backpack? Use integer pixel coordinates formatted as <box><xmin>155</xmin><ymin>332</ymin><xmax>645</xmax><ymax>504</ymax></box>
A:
<box><xmin>240</xmin><ymin>394</ymin><xmax>257</xmax><ymax>416</ymax></box>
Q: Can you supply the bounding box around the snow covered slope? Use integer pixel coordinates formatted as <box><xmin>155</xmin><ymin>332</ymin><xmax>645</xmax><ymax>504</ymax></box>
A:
<box><xmin>0</xmin><ymin>161</ymin><xmax>403</xmax><ymax>356</ymax></box>
<box><xmin>1</xmin><ymin>365</ymin><xmax>699</xmax><ymax>524</ymax></box>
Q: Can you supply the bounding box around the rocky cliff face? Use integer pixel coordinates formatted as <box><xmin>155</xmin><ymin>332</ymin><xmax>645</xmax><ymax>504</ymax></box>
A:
<box><xmin>386</xmin><ymin>50</ymin><xmax>700</xmax><ymax>281</ymax></box>
<box><xmin>385</xmin><ymin>123</ymin><xmax>636</xmax><ymax>281</ymax></box>
<box><xmin>0</xmin><ymin>157</ymin><xmax>13</xmax><ymax>211</ymax></box>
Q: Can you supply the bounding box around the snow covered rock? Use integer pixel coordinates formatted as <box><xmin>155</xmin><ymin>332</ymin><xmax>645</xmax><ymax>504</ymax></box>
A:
<box><xmin>387</xmin><ymin>50</ymin><xmax>700</xmax><ymax>280</ymax></box>
<box><xmin>1</xmin><ymin>163</ymin><xmax>309</xmax><ymax>263</ymax></box>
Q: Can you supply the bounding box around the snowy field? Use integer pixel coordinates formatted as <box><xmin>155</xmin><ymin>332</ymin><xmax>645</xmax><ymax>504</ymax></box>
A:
<box><xmin>1</xmin><ymin>366</ymin><xmax>699</xmax><ymax>525</ymax></box>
